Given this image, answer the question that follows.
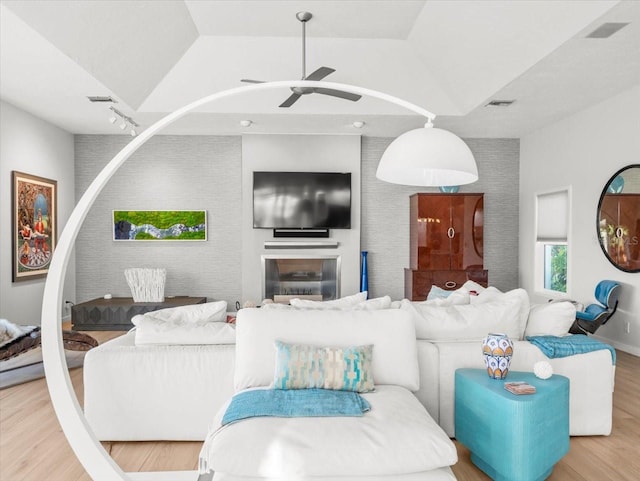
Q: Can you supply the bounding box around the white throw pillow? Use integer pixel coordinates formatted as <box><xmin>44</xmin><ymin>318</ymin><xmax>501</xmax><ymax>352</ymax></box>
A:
<box><xmin>131</xmin><ymin>300</ymin><xmax>227</xmax><ymax>326</ymax></box>
<box><xmin>390</xmin><ymin>300</ymin><xmax>403</xmax><ymax>309</ymax></box>
<box><xmin>524</xmin><ymin>301</ymin><xmax>576</xmax><ymax>337</ymax></box>
<box><xmin>461</xmin><ymin>280</ymin><xmax>486</xmax><ymax>294</ymax></box>
<box><xmin>470</xmin><ymin>287</ymin><xmax>530</xmax><ymax>338</ymax></box>
<box><xmin>470</xmin><ymin>286</ymin><xmax>503</xmax><ymax>303</ymax></box>
<box><xmin>352</xmin><ymin>296</ymin><xmax>392</xmax><ymax>310</ymax></box>
<box><xmin>289</xmin><ymin>292</ymin><xmax>367</xmax><ymax>310</ymax></box>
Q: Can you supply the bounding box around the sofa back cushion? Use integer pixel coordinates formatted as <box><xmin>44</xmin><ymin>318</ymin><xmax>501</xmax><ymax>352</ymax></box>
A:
<box><xmin>234</xmin><ymin>308</ymin><xmax>419</xmax><ymax>392</ymax></box>
<box><xmin>524</xmin><ymin>301</ymin><xmax>576</xmax><ymax>337</ymax></box>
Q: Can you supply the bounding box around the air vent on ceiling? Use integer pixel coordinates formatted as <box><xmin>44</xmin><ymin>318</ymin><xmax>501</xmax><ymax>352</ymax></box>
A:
<box><xmin>585</xmin><ymin>22</ymin><xmax>629</xmax><ymax>39</ymax></box>
<box><xmin>87</xmin><ymin>96</ymin><xmax>117</xmax><ymax>103</ymax></box>
<box><xmin>485</xmin><ymin>99</ymin><xmax>516</xmax><ymax>107</ymax></box>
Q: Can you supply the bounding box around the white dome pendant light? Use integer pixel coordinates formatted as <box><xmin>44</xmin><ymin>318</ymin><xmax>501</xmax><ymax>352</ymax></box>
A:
<box><xmin>376</xmin><ymin>119</ymin><xmax>478</xmax><ymax>186</ymax></box>
<box><xmin>41</xmin><ymin>80</ymin><xmax>479</xmax><ymax>481</ymax></box>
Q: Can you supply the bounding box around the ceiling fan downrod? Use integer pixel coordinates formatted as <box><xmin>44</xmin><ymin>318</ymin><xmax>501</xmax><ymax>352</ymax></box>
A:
<box><xmin>297</xmin><ymin>11</ymin><xmax>312</xmax><ymax>80</ymax></box>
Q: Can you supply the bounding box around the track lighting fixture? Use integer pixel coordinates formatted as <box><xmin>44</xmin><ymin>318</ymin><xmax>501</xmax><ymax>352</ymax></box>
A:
<box><xmin>107</xmin><ymin>106</ymin><xmax>139</xmax><ymax>135</ymax></box>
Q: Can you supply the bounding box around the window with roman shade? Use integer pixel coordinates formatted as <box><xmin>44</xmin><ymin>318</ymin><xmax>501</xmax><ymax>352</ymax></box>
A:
<box><xmin>536</xmin><ymin>188</ymin><xmax>570</xmax><ymax>294</ymax></box>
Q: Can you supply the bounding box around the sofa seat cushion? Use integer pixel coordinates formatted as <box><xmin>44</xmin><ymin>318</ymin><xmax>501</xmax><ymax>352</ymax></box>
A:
<box><xmin>199</xmin><ymin>385</ymin><xmax>457</xmax><ymax>478</ymax></box>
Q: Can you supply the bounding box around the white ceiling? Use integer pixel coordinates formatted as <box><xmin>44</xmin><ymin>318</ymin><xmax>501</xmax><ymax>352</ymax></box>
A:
<box><xmin>1</xmin><ymin>0</ymin><xmax>638</xmax><ymax>138</ymax></box>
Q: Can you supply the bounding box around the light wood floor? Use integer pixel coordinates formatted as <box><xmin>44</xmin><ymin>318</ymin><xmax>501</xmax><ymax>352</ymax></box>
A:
<box><xmin>1</xmin><ymin>332</ymin><xmax>638</xmax><ymax>481</ymax></box>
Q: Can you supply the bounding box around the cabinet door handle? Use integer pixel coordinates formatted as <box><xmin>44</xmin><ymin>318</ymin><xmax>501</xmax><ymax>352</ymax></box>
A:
<box><xmin>447</xmin><ymin>227</ymin><xmax>455</xmax><ymax>239</ymax></box>
<box><xmin>445</xmin><ymin>281</ymin><xmax>457</xmax><ymax>289</ymax></box>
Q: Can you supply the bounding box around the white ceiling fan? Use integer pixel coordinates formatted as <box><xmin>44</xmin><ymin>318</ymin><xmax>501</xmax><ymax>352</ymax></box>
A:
<box><xmin>241</xmin><ymin>11</ymin><xmax>362</xmax><ymax>108</ymax></box>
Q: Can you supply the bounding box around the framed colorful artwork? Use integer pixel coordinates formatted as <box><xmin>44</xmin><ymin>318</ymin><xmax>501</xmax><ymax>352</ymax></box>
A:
<box><xmin>12</xmin><ymin>171</ymin><xmax>58</xmax><ymax>282</ymax></box>
<box><xmin>112</xmin><ymin>210</ymin><xmax>207</xmax><ymax>241</ymax></box>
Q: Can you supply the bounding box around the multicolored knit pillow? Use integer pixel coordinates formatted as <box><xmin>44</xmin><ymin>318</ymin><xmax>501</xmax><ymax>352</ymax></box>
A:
<box><xmin>273</xmin><ymin>340</ymin><xmax>374</xmax><ymax>393</ymax></box>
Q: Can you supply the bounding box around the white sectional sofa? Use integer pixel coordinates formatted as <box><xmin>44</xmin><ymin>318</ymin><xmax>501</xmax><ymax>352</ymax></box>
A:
<box><xmin>83</xmin><ymin>289</ymin><xmax>616</xmax><ymax>441</ymax></box>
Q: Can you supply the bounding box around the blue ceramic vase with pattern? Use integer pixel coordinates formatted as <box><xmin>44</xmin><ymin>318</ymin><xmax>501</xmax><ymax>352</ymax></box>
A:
<box><xmin>482</xmin><ymin>333</ymin><xmax>514</xmax><ymax>379</ymax></box>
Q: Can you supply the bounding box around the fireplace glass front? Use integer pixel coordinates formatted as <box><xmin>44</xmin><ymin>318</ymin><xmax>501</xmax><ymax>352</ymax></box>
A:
<box><xmin>262</xmin><ymin>255</ymin><xmax>340</xmax><ymax>304</ymax></box>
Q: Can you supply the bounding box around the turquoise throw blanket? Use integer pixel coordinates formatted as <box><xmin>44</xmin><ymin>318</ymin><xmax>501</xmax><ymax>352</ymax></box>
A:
<box><xmin>221</xmin><ymin>388</ymin><xmax>371</xmax><ymax>426</ymax></box>
<box><xmin>526</xmin><ymin>334</ymin><xmax>616</xmax><ymax>365</ymax></box>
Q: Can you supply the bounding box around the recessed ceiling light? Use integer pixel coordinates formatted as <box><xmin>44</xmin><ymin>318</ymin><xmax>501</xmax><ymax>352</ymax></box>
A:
<box><xmin>485</xmin><ymin>99</ymin><xmax>516</xmax><ymax>107</ymax></box>
<box><xmin>585</xmin><ymin>22</ymin><xmax>629</xmax><ymax>39</ymax></box>
<box><xmin>352</xmin><ymin>121</ymin><xmax>365</xmax><ymax>128</ymax></box>
<box><xmin>240</xmin><ymin>120</ymin><xmax>252</xmax><ymax>127</ymax></box>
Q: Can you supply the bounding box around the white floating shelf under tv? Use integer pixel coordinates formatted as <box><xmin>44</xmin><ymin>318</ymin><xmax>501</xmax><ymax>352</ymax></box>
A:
<box><xmin>264</xmin><ymin>240</ymin><xmax>339</xmax><ymax>249</ymax></box>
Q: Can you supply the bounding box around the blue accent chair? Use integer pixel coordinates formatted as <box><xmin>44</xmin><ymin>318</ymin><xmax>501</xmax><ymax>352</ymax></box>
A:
<box><xmin>569</xmin><ymin>280</ymin><xmax>621</xmax><ymax>334</ymax></box>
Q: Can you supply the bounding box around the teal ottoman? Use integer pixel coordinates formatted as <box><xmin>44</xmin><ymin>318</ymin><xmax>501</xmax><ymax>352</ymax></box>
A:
<box><xmin>455</xmin><ymin>368</ymin><xmax>569</xmax><ymax>481</ymax></box>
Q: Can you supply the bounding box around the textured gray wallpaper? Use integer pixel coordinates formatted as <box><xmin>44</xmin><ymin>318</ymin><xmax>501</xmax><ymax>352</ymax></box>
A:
<box><xmin>361</xmin><ymin>137</ymin><xmax>520</xmax><ymax>299</ymax></box>
<box><xmin>74</xmin><ymin>135</ymin><xmax>242</xmax><ymax>306</ymax></box>
<box><xmin>74</xmin><ymin>135</ymin><xmax>518</xmax><ymax>305</ymax></box>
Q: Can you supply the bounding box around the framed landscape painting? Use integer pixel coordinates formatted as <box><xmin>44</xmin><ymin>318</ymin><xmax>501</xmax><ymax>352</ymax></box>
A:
<box><xmin>113</xmin><ymin>210</ymin><xmax>207</xmax><ymax>241</ymax></box>
<box><xmin>12</xmin><ymin>171</ymin><xmax>57</xmax><ymax>282</ymax></box>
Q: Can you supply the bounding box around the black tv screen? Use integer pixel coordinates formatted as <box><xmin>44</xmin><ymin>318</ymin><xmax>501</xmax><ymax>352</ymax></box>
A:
<box><xmin>253</xmin><ymin>171</ymin><xmax>351</xmax><ymax>229</ymax></box>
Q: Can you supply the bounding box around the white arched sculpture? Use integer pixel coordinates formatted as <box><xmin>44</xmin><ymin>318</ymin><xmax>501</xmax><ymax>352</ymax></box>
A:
<box><xmin>41</xmin><ymin>80</ymin><xmax>471</xmax><ymax>480</ymax></box>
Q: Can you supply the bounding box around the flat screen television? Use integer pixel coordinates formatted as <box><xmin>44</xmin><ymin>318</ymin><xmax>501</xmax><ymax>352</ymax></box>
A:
<box><xmin>253</xmin><ymin>171</ymin><xmax>351</xmax><ymax>229</ymax></box>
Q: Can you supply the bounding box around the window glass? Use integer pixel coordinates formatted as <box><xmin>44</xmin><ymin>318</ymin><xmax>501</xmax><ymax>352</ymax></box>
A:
<box><xmin>543</xmin><ymin>244</ymin><xmax>567</xmax><ymax>293</ymax></box>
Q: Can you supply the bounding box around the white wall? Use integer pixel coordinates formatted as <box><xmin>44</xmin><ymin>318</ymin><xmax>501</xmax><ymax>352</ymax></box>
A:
<box><xmin>0</xmin><ymin>101</ymin><xmax>75</xmax><ymax>325</ymax></box>
<box><xmin>241</xmin><ymin>134</ymin><xmax>361</xmax><ymax>304</ymax></box>
<box><xmin>520</xmin><ymin>85</ymin><xmax>640</xmax><ymax>355</ymax></box>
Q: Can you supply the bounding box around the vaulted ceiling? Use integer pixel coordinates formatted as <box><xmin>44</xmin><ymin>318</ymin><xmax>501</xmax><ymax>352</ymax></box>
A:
<box><xmin>1</xmin><ymin>0</ymin><xmax>639</xmax><ymax>137</ymax></box>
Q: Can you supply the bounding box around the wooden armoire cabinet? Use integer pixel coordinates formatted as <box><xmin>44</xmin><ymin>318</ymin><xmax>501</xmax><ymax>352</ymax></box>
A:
<box><xmin>404</xmin><ymin>193</ymin><xmax>488</xmax><ymax>300</ymax></box>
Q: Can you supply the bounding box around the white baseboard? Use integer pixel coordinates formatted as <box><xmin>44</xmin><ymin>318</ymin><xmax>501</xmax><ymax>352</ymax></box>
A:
<box><xmin>126</xmin><ymin>471</ymin><xmax>199</xmax><ymax>481</ymax></box>
<box><xmin>592</xmin><ymin>335</ymin><xmax>640</xmax><ymax>357</ymax></box>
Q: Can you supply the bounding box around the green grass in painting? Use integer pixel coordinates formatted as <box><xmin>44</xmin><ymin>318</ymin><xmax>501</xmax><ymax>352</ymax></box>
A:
<box><xmin>114</xmin><ymin>210</ymin><xmax>206</xmax><ymax>240</ymax></box>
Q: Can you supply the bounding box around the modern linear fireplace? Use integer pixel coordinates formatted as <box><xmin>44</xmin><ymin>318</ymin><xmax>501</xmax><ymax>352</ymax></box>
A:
<box><xmin>262</xmin><ymin>255</ymin><xmax>340</xmax><ymax>303</ymax></box>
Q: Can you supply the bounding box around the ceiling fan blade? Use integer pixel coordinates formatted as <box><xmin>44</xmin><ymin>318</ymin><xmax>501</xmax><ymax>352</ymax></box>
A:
<box><xmin>313</xmin><ymin>88</ymin><xmax>362</xmax><ymax>102</ymax></box>
<box><xmin>241</xmin><ymin>79</ymin><xmax>266</xmax><ymax>84</ymax></box>
<box><xmin>279</xmin><ymin>93</ymin><xmax>302</xmax><ymax>108</ymax></box>
<box><xmin>305</xmin><ymin>67</ymin><xmax>336</xmax><ymax>81</ymax></box>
